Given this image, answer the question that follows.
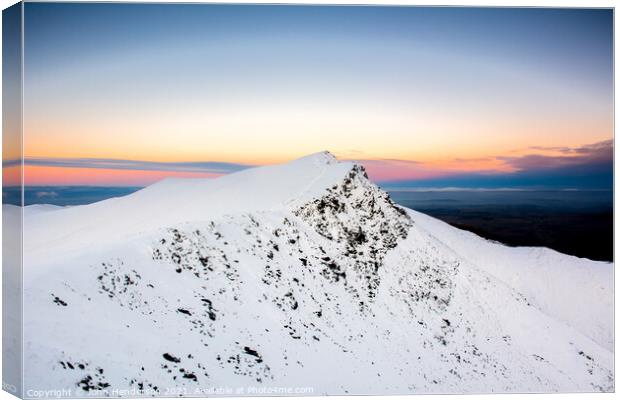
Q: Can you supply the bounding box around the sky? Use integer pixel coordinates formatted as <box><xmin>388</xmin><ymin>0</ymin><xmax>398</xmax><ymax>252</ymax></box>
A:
<box><xmin>12</xmin><ymin>4</ymin><xmax>614</xmax><ymax>189</ymax></box>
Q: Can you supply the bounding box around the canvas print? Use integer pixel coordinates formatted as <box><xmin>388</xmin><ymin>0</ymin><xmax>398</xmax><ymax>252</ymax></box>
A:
<box><xmin>2</xmin><ymin>2</ymin><xmax>614</xmax><ymax>398</ymax></box>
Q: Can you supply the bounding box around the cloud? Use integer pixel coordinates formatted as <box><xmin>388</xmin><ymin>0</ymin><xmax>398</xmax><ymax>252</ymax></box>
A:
<box><xmin>527</xmin><ymin>145</ymin><xmax>573</xmax><ymax>153</ymax></box>
<box><xmin>9</xmin><ymin>139</ymin><xmax>613</xmax><ymax>190</ymax></box>
<box><xmin>573</xmin><ymin>139</ymin><xmax>613</xmax><ymax>155</ymax></box>
<box><xmin>35</xmin><ymin>191</ymin><xmax>58</xmax><ymax>199</ymax></box>
<box><xmin>451</xmin><ymin>157</ymin><xmax>495</xmax><ymax>163</ymax></box>
<box><xmin>357</xmin><ymin>158</ymin><xmax>423</xmax><ymax>166</ymax></box>
<box><xmin>3</xmin><ymin>159</ymin><xmax>21</xmax><ymax>168</ymax></box>
<box><xmin>379</xmin><ymin>140</ymin><xmax>613</xmax><ymax>190</ymax></box>
<box><xmin>499</xmin><ymin>140</ymin><xmax>613</xmax><ymax>172</ymax></box>
<box><xmin>21</xmin><ymin>157</ymin><xmax>253</xmax><ymax>174</ymax></box>
<box><xmin>334</xmin><ymin>149</ymin><xmax>367</xmax><ymax>158</ymax></box>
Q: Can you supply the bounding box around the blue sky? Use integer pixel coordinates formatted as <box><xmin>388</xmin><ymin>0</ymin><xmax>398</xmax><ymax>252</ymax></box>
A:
<box><xmin>18</xmin><ymin>4</ymin><xmax>614</xmax><ymax>189</ymax></box>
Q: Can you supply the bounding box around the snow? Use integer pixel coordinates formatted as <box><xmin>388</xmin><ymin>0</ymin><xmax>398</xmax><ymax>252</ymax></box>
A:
<box><xmin>22</xmin><ymin>204</ymin><xmax>65</xmax><ymax>216</ymax></box>
<box><xmin>16</xmin><ymin>151</ymin><xmax>614</xmax><ymax>396</ymax></box>
<box><xmin>3</xmin><ymin>204</ymin><xmax>22</xmax><ymax>394</ymax></box>
<box><xmin>22</xmin><ymin>151</ymin><xmax>352</xmax><ymax>266</ymax></box>
<box><xmin>409</xmin><ymin>209</ymin><xmax>614</xmax><ymax>353</ymax></box>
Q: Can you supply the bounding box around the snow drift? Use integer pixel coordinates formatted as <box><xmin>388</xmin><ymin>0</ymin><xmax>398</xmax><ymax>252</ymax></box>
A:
<box><xmin>16</xmin><ymin>151</ymin><xmax>613</xmax><ymax>396</ymax></box>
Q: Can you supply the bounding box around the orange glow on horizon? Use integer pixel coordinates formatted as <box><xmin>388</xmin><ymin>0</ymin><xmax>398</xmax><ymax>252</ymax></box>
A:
<box><xmin>23</xmin><ymin>166</ymin><xmax>222</xmax><ymax>186</ymax></box>
<box><xmin>18</xmin><ymin>156</ymin><xmax>511</xmax><ymax>187</ymax></box>
<box><xmin>3</xmin><ymin>166</ymin><xmax>21</xmax><ymax>186</ymax></box>
<box><xmin>7</xmin><ymin>137</ymin><xmax>611</xmax><ymax>187</ymax></box>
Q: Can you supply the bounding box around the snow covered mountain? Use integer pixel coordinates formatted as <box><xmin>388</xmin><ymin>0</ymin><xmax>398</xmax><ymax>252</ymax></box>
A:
<box><xmin>15</xmin><ymin>151</ymin><xmax>613</xmax><ymax>396</ymax></box>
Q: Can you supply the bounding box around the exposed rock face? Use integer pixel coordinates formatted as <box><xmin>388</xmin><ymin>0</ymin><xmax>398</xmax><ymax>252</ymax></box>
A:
<box><xmin>294</xmin><ymin>164</ymin><xmax>412</xmax><ymax>310</ymax></box>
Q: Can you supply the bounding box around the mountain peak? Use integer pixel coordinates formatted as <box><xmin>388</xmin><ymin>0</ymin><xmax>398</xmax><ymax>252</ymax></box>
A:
<box><xmin>290</xmin><ymin>150</ymin><xmax>338</xmax><ymax>166</ymax></box>
<box><xmin>21</xmin><ymin>149</ymin><xmax>614</xmax><ymax>395</ymax></box>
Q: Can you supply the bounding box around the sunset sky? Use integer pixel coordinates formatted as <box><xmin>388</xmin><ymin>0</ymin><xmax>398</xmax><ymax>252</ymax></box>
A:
<box><xmin>15</xmin><ymin>4</ymin><xmax>613</xmax><ymax>188</ymax></box>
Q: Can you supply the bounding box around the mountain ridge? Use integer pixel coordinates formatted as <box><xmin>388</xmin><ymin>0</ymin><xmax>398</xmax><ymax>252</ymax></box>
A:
<box><xmin>12</xmin><ymin>152</ymin><xmax>614</xmax><ymax>395</ymax></box>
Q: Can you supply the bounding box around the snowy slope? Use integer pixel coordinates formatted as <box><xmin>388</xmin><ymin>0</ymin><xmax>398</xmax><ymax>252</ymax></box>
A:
<box><xmin>20</xmin><ymin>152</ymin><xmax>614</xmax><ymax>396</ymax></box>
<box><xmin>409</xmin><ymin>209</ymin><xmax>614</xmax><ymax>353</ymax></box>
